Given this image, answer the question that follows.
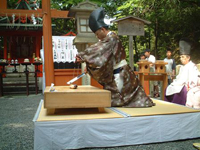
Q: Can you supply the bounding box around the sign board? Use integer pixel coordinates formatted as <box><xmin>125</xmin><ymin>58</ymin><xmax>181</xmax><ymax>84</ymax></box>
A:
<box><xmin>118</xmin><ymin>19</ymin><xmax>144</xmax><ymax>36</ymax></box>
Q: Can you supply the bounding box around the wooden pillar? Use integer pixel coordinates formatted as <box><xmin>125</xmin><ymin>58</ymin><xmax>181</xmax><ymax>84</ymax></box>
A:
<box><xmin>0</xmin><ymin>0</ymin><xmax>7</xmax><ymax>9</ymax></box>
<box><xmin>3</xmin><ymin>36</ymin><xmax>7</xmax><ymax>59</ymax></box>
<box><xmin>42</xmin><ymin>0</ymin><xmax>54</xmax><ymax>86</ymax></box>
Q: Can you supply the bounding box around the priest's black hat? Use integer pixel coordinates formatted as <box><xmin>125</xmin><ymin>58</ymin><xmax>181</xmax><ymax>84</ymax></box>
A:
<box><xmin>89</xmin><ymin>7</ymin><xmax>108</xmax><ymax>33</ymax></box>
<box><xmin>179</xmin><ymin>38</ymin><xmax>192</xmax><ymax>55</ymax></box>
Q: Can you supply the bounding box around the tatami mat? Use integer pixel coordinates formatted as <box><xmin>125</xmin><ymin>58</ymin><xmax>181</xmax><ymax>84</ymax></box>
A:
<box><xmin>37</xmin><ymin>101</ymin><xmax>123</xmax><ymax>121</ymax></box>
<box><xmin>115</xmin><ymin>99</ymin><xmax>200</xmax><ymax>117</ymax></box>
<box><xmin>36</xmin><ymin>99</ymin><xmax>200</xmax><ymax>122</ymax></box>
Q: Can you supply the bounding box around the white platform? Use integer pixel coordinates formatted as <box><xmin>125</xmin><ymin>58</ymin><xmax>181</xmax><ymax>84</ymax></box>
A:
<box><xmin>33</xmin><ymin>100</ymin><xmax>200</xmax><ymax>150</ymax></box>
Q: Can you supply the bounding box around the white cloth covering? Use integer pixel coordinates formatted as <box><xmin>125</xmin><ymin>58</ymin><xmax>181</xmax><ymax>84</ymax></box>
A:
<box><xmin>33</xmin><ymin>100</ymin><xmax>200</xmax><ymax>150</ymax></box>
<box><xmin>186</xmin><ymin>86</ymin><xmax>200</xmax><ymax>109</ymax></box>
<box><xmin>166</xmin><ymin>61</ymin><xmax>199</xmax><ymax>96</ymax></box>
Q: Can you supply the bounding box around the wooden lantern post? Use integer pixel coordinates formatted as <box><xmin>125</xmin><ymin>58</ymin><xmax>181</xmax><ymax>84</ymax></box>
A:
<box><xmin>112</xmin><ymin>16</ymin><xmax>151</xmax><ymax>70</ymax></box>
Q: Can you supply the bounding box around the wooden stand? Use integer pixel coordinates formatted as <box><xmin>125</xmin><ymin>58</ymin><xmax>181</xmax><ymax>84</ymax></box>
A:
<box><xmin>138</xmin><ymin>72</ymin><xmax>168</xmax><ymax>100</ymax></box>
<box><xmin>137</xmin><ymin>60</ymin><xmax>168</xmax><ymax>99</ymax></box>
<box><xmin>0</xmin><ymin>71</ymin><xmax>41</xmax><ymax>97</ymax></box>
<box><xmin>155</xmin><ymin>60</ymin><xmax>168</xmax><ymax>73</ymax></box>
<box><xmin>137</xmin><ymin>60</ymin><xmax>151</xmax><ymax>73</ymax></box>
<box><xmin>44</xmin><ymin>85</ymin><xmax>111</xmax><ymax>115</ymax></box>
<box><xmin>10</xmin><ymin>63</ymin><xmax>20</xmax><ymax>73</ymax></box>
<box><xmin>0</xmin><ymin>62</ymin><xmax>8</xmax><ymax>73</ymax></box>
<box><xmin>136</xmin><ymin>60</ymin><xmax>151</xmax><ymax>95</ymax></box>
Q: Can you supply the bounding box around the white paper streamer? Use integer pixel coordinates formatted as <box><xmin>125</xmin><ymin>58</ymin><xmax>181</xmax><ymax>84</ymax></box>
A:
<box><xmin>52</xmin><ymin>36</ymin><xmax>78</xmax><ymax>63</ymax></box>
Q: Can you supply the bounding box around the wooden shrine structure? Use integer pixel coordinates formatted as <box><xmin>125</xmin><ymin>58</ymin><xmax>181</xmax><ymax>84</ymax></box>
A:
<box><xmin>0</xmin><ymin>0</ymin><xmax>71</xmax><ymax>86</ymax></box>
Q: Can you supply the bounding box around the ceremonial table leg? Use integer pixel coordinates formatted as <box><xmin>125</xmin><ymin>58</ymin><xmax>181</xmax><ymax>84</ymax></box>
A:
<box><xmin>47</xmin><ymin>108</ymin><xmax>55</xmax><ymax>115</ymax></box>
<box><xmin>139</xmin><ymin>73</ymin><xmax>145</xmax><ymax>88</ymax></box>
<box><xmin>35</xmin><ymin>72</ymin><xmax>38</xmax><ymax>94</ymax></box>
<box><xmin>162</xmin><ymin>74</ymin><xmax>168</xmax><ymax>100</ymax></box>
<box><xmin>0</xmin><ymin>74</ymin><xmax>3</xmax><ymax>97</ymax></box>
<box><xmin>35</xmin><ymin>65</ymin><xmax>39</xmax><ymax>72</ymax></box>
<box><xmin>2</xmin><ymin>66</ymin><xmax>6</xmax><ymax>73</ymax></box>
<box><xmin>26</xmin><ymin>72</ymin><xmax>29</xmax><ymax>96</ymax></box>
<box><xmin>98</xmin><ymin>107</ymin><xmax>105</xmax><ymax>113</ymax></box>
<box><xmin>13</xmin><ymin>65</ymin><xmax>18</xmax><ymax>73</ymax></box>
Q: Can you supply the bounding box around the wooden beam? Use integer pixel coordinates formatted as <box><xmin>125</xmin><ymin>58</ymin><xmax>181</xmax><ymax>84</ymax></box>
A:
<box><xmin>0</xmin><ymin>9</ymin><xmax>70</xmax><ymax>18</ymax></box>
<box><xmin>51</xmin><ymin>9</ymin><xmax>71</xmax><ymax>18</ymax></box>
<box><xmin>0</xmin><ymin>9</ymin><xmax>43</xmax><ymax>17</ymax></box>
<box><xmin>0</xmin><ymin>31</ymin><xmax>42</xmax><ymax>36</ymax></box>
<box><xmin>0</xmin><ymin>0</ymin><xmax>7</xmax><ymax>9</ymax></box>
<box><xmin>42</xmin><ymin>0</ymin><xmax>54</xmax><ymax>86</ymax></box>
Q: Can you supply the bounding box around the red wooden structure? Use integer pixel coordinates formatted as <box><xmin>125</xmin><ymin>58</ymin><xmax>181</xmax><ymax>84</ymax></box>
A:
<box><xmin>0</xmin><ymin>0</ymin><xmax>105</xmax><ymax>89</ymax></box>
<box><xmin>0</xmin><ymin>0</ymin><xmax>71</xmax><ymax>86</ymax></box>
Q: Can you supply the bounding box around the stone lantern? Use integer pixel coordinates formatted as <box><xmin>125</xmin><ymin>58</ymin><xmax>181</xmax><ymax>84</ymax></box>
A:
<box><xmin>69</xmin><ymin>0</ymin><xmax>99</xmax><ymax>85</ymax></box>
<box><xmin>69</xmin><ymin>0</ymin><xmax>98</xmax><ymax>51</ymax></box>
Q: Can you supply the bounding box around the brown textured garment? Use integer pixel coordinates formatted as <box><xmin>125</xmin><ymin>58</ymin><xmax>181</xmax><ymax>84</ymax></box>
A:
<box><xmin>78</xmin><ymin>32</ymin><xmax>155</xmax><ymax>107</ymax></box>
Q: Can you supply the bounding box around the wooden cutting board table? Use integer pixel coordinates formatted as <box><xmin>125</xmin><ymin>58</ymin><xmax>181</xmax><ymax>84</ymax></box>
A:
<box><xmin>44</xmin><ymin>85</ymin><xmax>111</xmax><ymax>114</ymax></box>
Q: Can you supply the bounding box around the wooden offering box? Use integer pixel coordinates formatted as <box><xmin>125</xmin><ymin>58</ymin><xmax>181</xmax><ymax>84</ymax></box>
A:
<box><xmin>137</xmin><ymin>60</ymin><xmax>151</xmax><ymax>73</ymax></box>
<box><xmin>155</xmin><ymin>60</ymin><xmax>168</xmax><ymax>73</ymax></box>
<box><xmin>44</xmin><ymin>85</ymin><xmax>111</xmax><ymax>114</ymax></box>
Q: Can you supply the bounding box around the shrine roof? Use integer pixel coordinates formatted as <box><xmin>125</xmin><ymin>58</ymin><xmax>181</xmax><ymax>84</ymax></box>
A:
<box><xmin>112</xmin><ymin>16</ymin><xmax>151</xmax><ymax>25</ymax></box>
<box><xmin>0</xmin><ymin>0</ymin><xmax>48</xmax><ymax>30</ymax></box>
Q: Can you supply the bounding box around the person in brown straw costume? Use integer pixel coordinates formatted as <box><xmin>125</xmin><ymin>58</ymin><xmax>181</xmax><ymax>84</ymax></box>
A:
<box><xmin>76</xmin><ymin>8</ymin><xmax>154</xmax><ymax>107</ymax></box>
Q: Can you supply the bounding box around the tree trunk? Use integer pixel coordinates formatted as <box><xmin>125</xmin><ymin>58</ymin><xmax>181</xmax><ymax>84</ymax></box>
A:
<box><xmin>148</xmin><ymin>28</ymin><xmax>151</xmax><ymax>49</ymax></box>
<box><xmin>154</xmin><ymin>18</ymin><xmax>158</xmax><ymax>58</ymax></box>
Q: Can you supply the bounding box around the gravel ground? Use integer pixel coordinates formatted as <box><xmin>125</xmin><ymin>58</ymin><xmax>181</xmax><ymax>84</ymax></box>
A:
<box><xmin>0</xmin><ymin>94</ymin><xmax>199</xmax><ymax>150</ymax></box>
<box><xmin>0</xmin><ymin>94</ymin><xmax>41</xmax><ymax>150</ymax></box>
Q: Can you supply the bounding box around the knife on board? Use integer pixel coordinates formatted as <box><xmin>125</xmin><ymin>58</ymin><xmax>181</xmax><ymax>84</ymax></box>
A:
<box><xmin>66</xmin><ymin>72</ymin><xmax>86</xmax><ymax>85</ymax></box>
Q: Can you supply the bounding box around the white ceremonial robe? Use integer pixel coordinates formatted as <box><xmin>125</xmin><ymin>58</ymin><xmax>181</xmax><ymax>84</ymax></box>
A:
<box><xmin>186</xmin><ymin>86</ymin><xmax>200</xmax><ymax>109</ymax></box>
<box><xmin>114</xmin><ymin>59</ymin><xmax>127</xmax><ymax>92</ymax></box>
<box><xmin>166</xmin><ymin>61</ymin><xmax>199</xmax><ymax>96</ymax></box>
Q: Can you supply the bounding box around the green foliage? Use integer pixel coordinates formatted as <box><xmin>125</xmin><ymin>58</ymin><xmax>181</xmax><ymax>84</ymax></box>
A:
<box><xmin>7</xmin><ymin>0</ymin><xmax>200</xmax><ymax>64</ymax></box>
<box><xmin>108</xmin><ymin>0</ymin><xmax>200</xmax><ymax>64</ymax></box>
